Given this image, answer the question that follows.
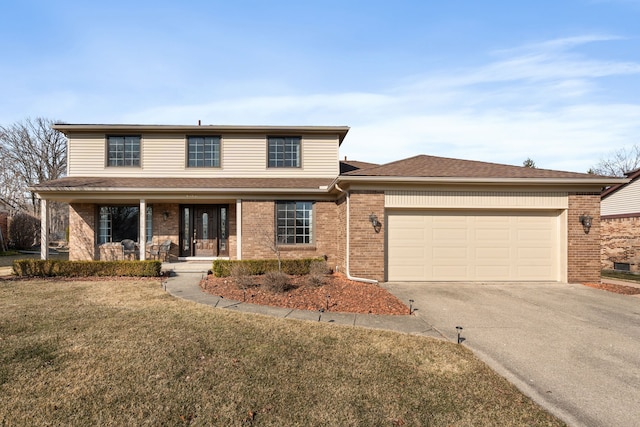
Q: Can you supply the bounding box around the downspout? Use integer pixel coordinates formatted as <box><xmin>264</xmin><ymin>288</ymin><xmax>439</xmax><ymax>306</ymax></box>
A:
<box><xmin>335</xmin><ymin>183</ymin><xmax>378</xmax><ymax>284</ymax></box>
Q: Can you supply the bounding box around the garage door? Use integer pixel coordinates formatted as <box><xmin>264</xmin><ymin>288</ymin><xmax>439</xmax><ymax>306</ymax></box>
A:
<box><xmin>387</xmin><ymin>210</ymin><xmax>560</xmax><ymax>281</ymax></box>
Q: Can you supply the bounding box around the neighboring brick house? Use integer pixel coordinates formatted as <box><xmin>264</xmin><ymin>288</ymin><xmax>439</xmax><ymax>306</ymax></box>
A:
<box><xmin>0</xmin><ymin>198</ymin><xmax>13</xmax><ymax>251</ymax></box>
<box><xmin>32</xmin><ymin>124</ymin><xmax>623</xmax><ymax>283</ymax></box>
<box><xmin>600</xmin><ymin>169</ymin><xmax>640</xmax><ymax>272</ymax></box>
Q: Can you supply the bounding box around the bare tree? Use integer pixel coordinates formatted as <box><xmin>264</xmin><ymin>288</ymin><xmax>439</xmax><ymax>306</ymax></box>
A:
<box><xmin>260</xmin><ymin>229</ymin><xmax>284</xmax><ymax>272</ymax></box>
<box><xmin>589</xmin><ymin>145</ymin><xmax>640</xmax><ymax>177</ymax></box>
<box><xmin>0</xmin><ymin>117</ymin><xmax>67</xmax><ymax>214</ymax></box>
<box><xmin>522</xmin><ymin>158</ymin><xmax>537</xmax><ymax>168</ymax></box>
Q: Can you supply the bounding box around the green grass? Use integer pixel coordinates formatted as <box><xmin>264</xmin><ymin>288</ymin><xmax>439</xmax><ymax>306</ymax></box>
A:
<box><xmin>602</xmin><ymin>270</ymin><xmax>640</xmax><ymax>283</ymax></box>
<box><xmin>0</xmin><ymin>278</ymin><xmax>565</xmax><ymax>426</ymax></box>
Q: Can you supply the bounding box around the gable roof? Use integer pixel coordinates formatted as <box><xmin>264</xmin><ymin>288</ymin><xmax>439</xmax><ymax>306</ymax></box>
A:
<box><xmin>341</xmin><ymin>154</ymin><xmax>606</xmax><ymax>180</ymax></box>
<box><xmin>601</xmin><ymin>168</ymin><xmax>640</xmax><ymax>199</ymax></box>
<box><xmin>0</xmin><ymin>198</ymin><xmax>16</xmax><ymax>212</ymax></box>
<box><xmin>339</xmin><ymin>160</ymin><xmax>379</xmax><ymax>175</ymax></box>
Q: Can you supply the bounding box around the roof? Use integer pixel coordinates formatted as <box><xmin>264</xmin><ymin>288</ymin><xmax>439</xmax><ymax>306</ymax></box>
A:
<box><xmin>52</xmin><ymin>124</ymin><xmax>351</xmax><ymax>145</ymax></box>
<box><xmin>341</xmin><ymin>154</ymin><xmax>616</xmax><ymax>180</ymax></box>
<box><xmin>601</xmin><ymin>168</ymin><xmax>640</xmax><ymax>199</ymax></box>
<box><xmin>31</xmin><ymin>177</ymin><xmax>333</xmax><ymax>192</ymax></box>
<box><xmin>0</xmin><ymin>198</ymin><xmax>16</xmax><ymax>212</ymax></box>
<box><xmin>339</xmin><ymin>160</ymin><xmax>379</xmax><ymax>175</ymax></box>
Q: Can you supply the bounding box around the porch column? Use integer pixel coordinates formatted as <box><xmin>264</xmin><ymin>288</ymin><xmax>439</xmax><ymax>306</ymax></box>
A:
<box><xmin>139</xmin><ymin>199</ymin><xmax>146</xmax><ymax>260</ymax></box>
<box><xmin>40</xmin><ymin>198</ymin><xmax>49</xmax><ymax>260</ymax></box>
<box><xmin>236</xmin><ymin>199</ymin><xmax>242</xmax><ymax>260</ymax></box>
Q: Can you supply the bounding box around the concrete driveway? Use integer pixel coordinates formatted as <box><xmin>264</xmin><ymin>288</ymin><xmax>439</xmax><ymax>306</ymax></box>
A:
<box><xmin>383</xmin><ymin>282</ymin><xmax>640</xmax><ymax>427</ymax></box>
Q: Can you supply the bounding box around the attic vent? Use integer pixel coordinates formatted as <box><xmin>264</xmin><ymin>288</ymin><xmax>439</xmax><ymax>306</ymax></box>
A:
<box><xmin>613</xmin><ymin>262</ymin><xmax>631</xmax><ymax>272</ymax></box>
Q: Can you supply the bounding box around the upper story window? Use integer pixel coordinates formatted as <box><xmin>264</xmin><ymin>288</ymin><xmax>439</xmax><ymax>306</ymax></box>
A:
<box><xmin>187</xmin><ymin>136</ymin><xmax>221</xmax><ymax>168</ymax></box>
<box><xmin>107</xmin><ymin>136</ymin><xmax>140</xmax><ymax>167</ymax></box>
<box><xmin>268</xmin><ymin>137</ymin><xmax>301</xmax><ymax>168</ymax></box>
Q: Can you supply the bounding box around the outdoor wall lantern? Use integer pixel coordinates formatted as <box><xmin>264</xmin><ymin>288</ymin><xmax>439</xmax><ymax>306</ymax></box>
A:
<box><xmin>579</xmin><ymin>214</ymin><xmax>593</xmax><ymax>234</ymax></box>
<box><xmin>369</xmin><ymin>213</ymin><xmax>382</xmax><ymax>233</ymax></box>
<box><xmin>162</xmin><ymin>211</ymin><xmax>170</xmax><ymax>221</ymax></box>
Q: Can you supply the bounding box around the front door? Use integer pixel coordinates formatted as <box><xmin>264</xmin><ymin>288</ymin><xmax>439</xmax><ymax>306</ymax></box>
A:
<box><xmin>180</xmin><ymin>205</ymin><xmax>229</xmax><ymax>257</ymax></box>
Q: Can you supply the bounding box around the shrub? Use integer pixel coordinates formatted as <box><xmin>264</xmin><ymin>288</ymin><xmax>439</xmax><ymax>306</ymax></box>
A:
<box><xmin>307</xmin><ymin>260</ymin><xmax>331</xmax><ymax>287</ymax></box>
<box><xmin>213</xmin><ymin>258</ymin><xmax>324</xmax><ymax>277</ymax></box>
<box><xmin>12</xmin><ymin>259</ymin><xmax>162</xmax><ymax>277</ymax></box>
<box><xmin>262</xmin><ymin>271</ymin><xmax>293</xmax><ymax>293</ymax></box>
<box><xmin>231</xmin><ymin>263</ymin><xmax>256</xmax><ymax>290</ymax></box>
<box><xmin>8</xmin><ymin>212</ymin><xmax>40</xmax><ymax>250</ymax></box>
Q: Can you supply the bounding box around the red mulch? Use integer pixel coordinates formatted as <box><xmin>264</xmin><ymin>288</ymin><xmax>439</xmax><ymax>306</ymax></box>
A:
<box><xmin>582</xmin><ymin>282</ymin><xmax>640</xmax><ymax>295</ymax></box>
<box><xmin>201</xmin><ymin>273</ymin><xmax>410</xmax><ymax>315</ymax></box>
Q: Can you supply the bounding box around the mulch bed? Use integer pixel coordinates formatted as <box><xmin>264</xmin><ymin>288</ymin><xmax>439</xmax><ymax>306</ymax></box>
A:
<box><xmin>582</xmin><ymin>282</ymin><xmax>640</xmax><ymax>295</ymax></box>
<box><xmin>201</xmin><ymin>273</ymin><xmax>410</xmax><ymax>315</ymax></box>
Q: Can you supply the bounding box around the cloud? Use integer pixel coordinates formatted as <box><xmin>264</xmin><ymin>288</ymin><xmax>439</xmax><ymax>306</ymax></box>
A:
<box><xmin>123</xmin><ymin>35</ymin><xmax>640</xmax><ymax>173</ymax></box>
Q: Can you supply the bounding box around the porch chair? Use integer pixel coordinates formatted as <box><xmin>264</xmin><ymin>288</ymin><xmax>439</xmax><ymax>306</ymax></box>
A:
<box><xmin>148</xmin><ymin>239</ymin><xmax>172</xmax><ymax>262</ymax></box>
<box><xmin>121</xmin><ymin>239</ymin><xmax>137</xmax><ymax>260</ymax></box>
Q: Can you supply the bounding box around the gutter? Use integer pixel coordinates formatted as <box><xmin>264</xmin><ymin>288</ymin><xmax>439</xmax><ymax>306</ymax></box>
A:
<box><xmin>331</xmin><ymin>175</ymin><xmax>628</xmax><ymax>187</ymax></box>
<box><xmin>334</xmin><ymin>184</ymin><xmax>378</xmax><ymax>284</ymax></box>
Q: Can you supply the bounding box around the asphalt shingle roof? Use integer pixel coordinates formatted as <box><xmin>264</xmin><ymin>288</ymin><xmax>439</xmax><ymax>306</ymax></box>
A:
<box><xmin>341</xmin><ymin>155</ymin><xmax>607</xmax><ymax>179</ymax></box>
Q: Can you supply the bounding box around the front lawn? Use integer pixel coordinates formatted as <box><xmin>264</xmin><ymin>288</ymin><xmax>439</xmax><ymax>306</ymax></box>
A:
<box><xmin>0</xmin><ymin>278</ymin><xmax>564</xmax><ymax>426</ymax></box>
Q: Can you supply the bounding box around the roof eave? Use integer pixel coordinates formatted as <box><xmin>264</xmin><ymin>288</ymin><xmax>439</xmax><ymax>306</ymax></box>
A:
<box><xmin>333</xmin><ymin>175</ymin><xmax>628</xmax><ymax>187</ymax></box>
<box><xmin>30</xmin><ymin>186</ymin><xmax>331</xmax><ymax>195</ymax></box>
<box><xmin>51</xmin><ymin>124</ymin><xmax>351</xmax><ymax>144</ymax></box>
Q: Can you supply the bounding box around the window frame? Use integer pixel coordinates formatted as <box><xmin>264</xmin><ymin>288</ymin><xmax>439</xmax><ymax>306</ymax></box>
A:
<box><xmin>267</xmin><ymin>136</ymin><xmax>301</xmax><ymax>168</ymax></box>
<box><xmin>97</xmin><ymin>205</ymin><xmax>153</xmax><ymax>244</ymax></box>
<box><xmin>186</xmin><ymin>135</ymin><xmax>221</xmax><ymax>168</ymax></box>
<box><xmin>274</xmin><ymin>201</ymin><xmax>314</xmax><ymax>245</ymax></box>
<box><xmin>106</xmin><ymin>135</ymin><xmax>141</xmax><ymax>167</ymax></box>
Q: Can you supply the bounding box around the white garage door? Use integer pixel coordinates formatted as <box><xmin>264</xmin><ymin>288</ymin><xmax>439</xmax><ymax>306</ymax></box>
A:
<box><xmin>387</xmin><ymin>210</ymin><xmax>561</xmax><ymax>281</ymax></box>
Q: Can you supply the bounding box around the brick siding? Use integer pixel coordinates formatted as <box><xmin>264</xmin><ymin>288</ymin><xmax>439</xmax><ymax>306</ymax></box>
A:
<box><xmin>0</xmin><ymin>212</ymin><xmax>8</xmax><ymax>249</ymax></box>
<box><xmin>601</xmin><ymin>215</ymin><xmax>640</xmax><ymax>272</ymax></box>
<box><xmin>567</xmin><ymin>194</ymin><xmax>601</xmax><ymax>283</ymax></box>
<box><xmin>150</xmin><ymin>203</ymin><xmax>180</xmax><ymax>259</ymax></box>
<box><xmin>347</xmin><ymin>191</ymin><xmax>385</xmax><ymax>281</ymax></box>
<box><xmin>69</xmin><ymin>203</ymin><xmax>96</xmax><ymax>260</ymax></box>
<box><xmin>240</xmin><ymin>200</ymin><xmax>338</xmax><ymax>264</ymax></box>
<box><xmin>335</xmin><ymin>196</ymin><xmax>347</xmax><ymax>275</ymax></box>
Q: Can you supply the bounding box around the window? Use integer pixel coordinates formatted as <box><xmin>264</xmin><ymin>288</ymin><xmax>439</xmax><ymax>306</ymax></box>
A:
<box><xmin>98</xmin><ymin>206</ymin><xmax>152</xmax><ymax>244</ymax></box>
<box><xmin>187</xmin><ymin>136</ymin><xmax>220</xmax><ymax>167</ymax></box>
<box><xmin>276</xmin><ymin>201</ymin><xmax>313</xmax><ymax>244</ymax></box>
<box><xmin>107</xmin><ymin>136</ymin><xmax>140</xmax><ymax>167</ymax></box>
<box><xmin>268</xmin><ymin>137</ymin><xmax>300</xmax><ymax>168</ymax></box>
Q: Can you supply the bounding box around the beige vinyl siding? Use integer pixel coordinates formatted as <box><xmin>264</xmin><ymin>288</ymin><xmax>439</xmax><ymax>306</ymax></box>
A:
<box><xmin>67</xmin><ymin>132</ymin><xmax>339</xmax><ymax>178</ymax></box>
<box><xmin>67</xmin><ymin>133</ymin><xmax>108</xmax><ymax>176</ymax></box>
<box><xmin>602</xmin><ymin>179</ymin><xmax>640</xmax><ymax>216</ymax></box>
<box><xmin>387</xmin><ymin>210</ymin><xmax>565</xmax><ymax>282</ymax></box>
<box><xmin>385</xmin><ymin>191</ymin><xmax>569</xmax><ymax>209</ymax></box>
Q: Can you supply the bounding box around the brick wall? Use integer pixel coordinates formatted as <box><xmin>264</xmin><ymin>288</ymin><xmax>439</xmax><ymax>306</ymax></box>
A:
<box><xmin>335</xmin><ymin>196</ymin><xmax>347</xmax><ymax>274</ymax></box>
<box><xmin>347</xmin><ymin>191</ymin><xmax>385</xmax><ymax>281</ymax></box>
<box><xmin>567</xmin><ymin>194</ymin><xmax>601</xmax><ymax>283</ymax></box>
<box><xmin>69</xmin><ymin>203</ymin><xmax>96</xmax><ymax>260</ymax></box>
<box><xmin>228</xmin><ymin>203</ymin><xmax>237</xmax><ymax>260</ymax></box>
<box><xmin>0</xmin><ymin>212</ymin><xmax>8</xmax><ymax>250</ymax></box>
<box><xmin>240</xmin><ymin>200</ymin><xmax>338</xmax><ymax>263</ymax></box>
<box><xmin>601</xmin><ymin>216</ymin><xmax>640</xmax><ymax>272</ymax></box>
<box><xmin>151</xmin><ymin>203</ymin><xmax>180</xmax><ymax>259</ymax></box>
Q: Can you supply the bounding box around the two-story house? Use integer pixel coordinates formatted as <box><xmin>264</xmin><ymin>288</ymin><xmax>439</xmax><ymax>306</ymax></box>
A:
<box><xmin>32</xmin><ymin>124</ymin><xmax>623</xmax><ymax>283</ymax></box>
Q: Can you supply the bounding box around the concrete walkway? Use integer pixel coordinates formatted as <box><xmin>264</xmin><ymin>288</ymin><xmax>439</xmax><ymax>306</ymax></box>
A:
<box><xmin>161</xmin><ymin>261</ymin><xmax>442</xmax><ymax>338</ymax></box>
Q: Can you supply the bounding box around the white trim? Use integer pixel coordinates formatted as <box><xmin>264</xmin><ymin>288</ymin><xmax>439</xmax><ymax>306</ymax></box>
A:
<box><xmin>139</xmin><ymin>199</ymin><xmax>146</xmax><ymax>260</ymax></box>
<box><xmin>40</xmin><ymin>199</ymin><xmax>49</xmax><ymax>260</ymax></box>
<box><xmin>236</xmin><ymin>199</ymin><xmax>242</xmax><ymax>260</ymax></box>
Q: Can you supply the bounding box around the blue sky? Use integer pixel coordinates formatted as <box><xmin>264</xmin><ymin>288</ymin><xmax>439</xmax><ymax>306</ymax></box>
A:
<box><xmin>1</xmin><ymin>0</ymin><xmax>639</xmax><ymax>172</ymax></box>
